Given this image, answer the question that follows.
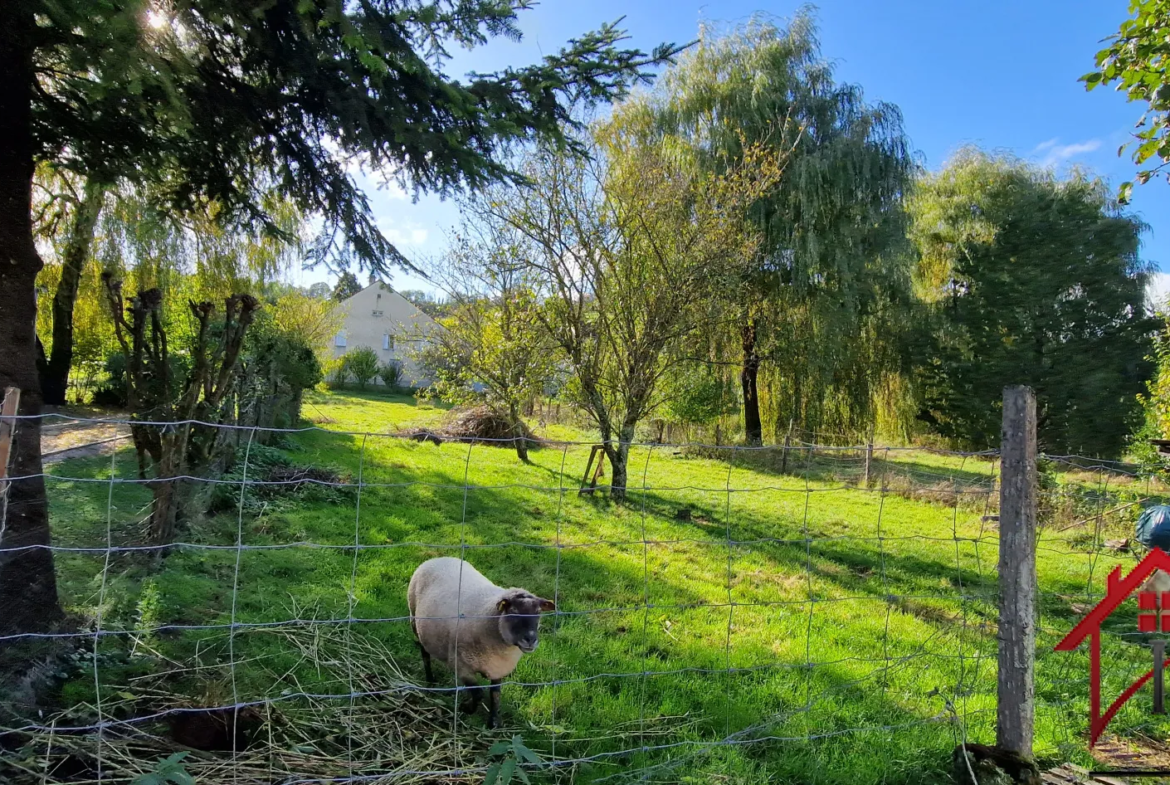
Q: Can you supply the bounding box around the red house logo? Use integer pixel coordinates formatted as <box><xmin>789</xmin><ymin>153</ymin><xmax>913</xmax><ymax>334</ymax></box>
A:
<box><xmin>1055</xmin><ymin>547</ymin><xmax>1170</xmax><ymax>747</ymax></box>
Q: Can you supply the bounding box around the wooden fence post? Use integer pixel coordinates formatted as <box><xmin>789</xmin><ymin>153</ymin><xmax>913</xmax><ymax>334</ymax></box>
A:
<box><xmin>0</xmin><ymin>387</ymin><xmax>21</xmax><ymax>529</ymax></box>
<box><xmin>998</xmin><ymin>385</ymin><xmax>1037</xmax><ymax>758</ymax></box>
<box><xmin>863</xmin><ymin>426</ymin><xmax>875</xmax><ymax>487</ymax></box>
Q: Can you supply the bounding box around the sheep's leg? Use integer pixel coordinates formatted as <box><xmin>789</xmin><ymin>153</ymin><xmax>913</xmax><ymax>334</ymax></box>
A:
<box><xmin>417</xmin><ymin>644</ymin><xmax>435</xmax><ymax>686</ymax></box>
<box><xmin>487</xmin><ymin>679</ymin><xmax>502</xmax><ymax>729</ymax></box>
<box><xmin>458</xmin><ymin>677</ymin><xmax>482</xmax><ymax>717</ymax></box>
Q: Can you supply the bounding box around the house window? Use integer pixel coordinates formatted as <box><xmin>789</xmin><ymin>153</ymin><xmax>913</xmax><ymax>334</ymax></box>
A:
<box><xmin>372</xmin><ymin>309</ymin><xmax>384</xmax><ymax>317</ymax></box>
<box><xmin>335</xmin><ymin>331</ymin><xmax>347</xmax><ymax>348</ymax></box>
<box><xmin>383</xmin><ymin>334</ymin><xmax>394</xmax><ymax>351</ymax></box>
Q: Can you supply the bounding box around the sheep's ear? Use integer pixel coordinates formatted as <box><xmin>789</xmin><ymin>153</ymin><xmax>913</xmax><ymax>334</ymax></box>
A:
<box><xmin>538</xmin><ymin>598</ymin><xmax>556</xmax><ymax>613</ymax></box>
<box><xmin>496</xmin><ymin>597</ymin><xmax>510</xmax><ymax>614</ymax></box>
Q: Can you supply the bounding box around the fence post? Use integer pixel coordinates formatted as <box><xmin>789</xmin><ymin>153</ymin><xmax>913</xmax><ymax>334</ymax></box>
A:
<box><xmin>863</xmin><ymin>427</ymin><xmax>874</xmax><ymax>487</ymax></box>
<box><xmin>997</xmin><ymin>385</ymin><xmax>1037</xmax><ymax>758</ymax></box>
<box><xmin>780</xmin><ymin>418</ymin><xmax>794</xmax><ymax>474</ymax></box>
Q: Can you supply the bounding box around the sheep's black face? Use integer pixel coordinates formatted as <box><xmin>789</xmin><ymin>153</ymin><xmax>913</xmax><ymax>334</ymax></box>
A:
<box><xmin>497</xmin><ymin>590</ymin><xmax>555</xmax><ymax>653</ymax></box>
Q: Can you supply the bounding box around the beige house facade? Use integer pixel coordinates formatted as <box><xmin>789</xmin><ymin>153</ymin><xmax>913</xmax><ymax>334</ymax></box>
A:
<box><xmin>331</xmin><ymin>282</ymin><xmax>439</xmax><ymax>388</ymax></box>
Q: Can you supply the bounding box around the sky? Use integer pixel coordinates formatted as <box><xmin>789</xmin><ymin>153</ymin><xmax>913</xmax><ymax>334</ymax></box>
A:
<box><xmin>293</xmin><ymin>0</ymin><xmax>1170</xmax><ymax>303</ymax></box>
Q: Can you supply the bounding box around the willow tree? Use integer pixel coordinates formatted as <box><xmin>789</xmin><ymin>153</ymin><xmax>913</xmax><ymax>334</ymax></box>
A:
<box><xmin>647</xmin><ymin>12</ymin><xmax>917</xmax><ymax>443</ymax></box>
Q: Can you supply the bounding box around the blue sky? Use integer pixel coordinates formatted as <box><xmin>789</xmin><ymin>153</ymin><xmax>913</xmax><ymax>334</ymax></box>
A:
<box><xmin>295</xmin><ymin>1</ymin><xmax>1170</xmax><ymax>300</ymax></box>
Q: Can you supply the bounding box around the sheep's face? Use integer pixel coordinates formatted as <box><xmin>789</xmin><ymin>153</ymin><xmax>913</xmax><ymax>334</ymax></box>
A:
<box><xmin>496</xmin><ymin>590</ymin><xmax>555</xmax><ymax>653</ymax></box>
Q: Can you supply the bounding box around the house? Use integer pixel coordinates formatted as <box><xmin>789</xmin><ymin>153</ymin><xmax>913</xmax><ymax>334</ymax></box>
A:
<box><xmin>1054</xmin><ymin>547</ymin><xmax>1170</xmax><ymax>746</ymax></box>
<box><xmin>331</xmin><ymin>282</ymin><xmax>439</xmax><ymax>387</ymax></box>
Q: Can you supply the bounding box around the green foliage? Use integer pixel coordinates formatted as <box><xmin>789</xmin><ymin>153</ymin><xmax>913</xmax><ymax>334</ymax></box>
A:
<box><xmin>644</xmin><ymin>11</ymin><xmax>917</xmax><ymax>440</ymax></box>
<box><xmin>343</xmin><ymin>347</ymin><xmax>381</xmax><ymax>390</ymax></box>
<box><xmin>238</xmin><ymin>310</ymin><xmax>324</xmax><ymax>429</ymax></box>
<box><xmin>664</xmin><ymin>364</ymin><xmax>737</xmax><ymax>426</ymax></box>
<box><xmin>133</xmin><ymin>578</ymin><xmax>162</xmax><ymax>652</ymax></box>
<box><xmin>332</xmin><ymin>272</ymin><xmax>363</xmax><ymax>301</ymax></box>
<box><xmin>909</xmin><ymin>149</ymin><xmax>1157</xmax><ymax>457</ymax></box>
<box><xmin>484</xmin><ymin>735</ymin><xmax>541</xmax><ymax>785</ymax></box>
<box><xmin>131</xmin><ymin>753</ymin><xmax>194</xmax><ymax>785</ymax></box>
<box><xmin>1082</xmin><ymin>0</ymin><xmax>1170</xmax><ymax>201</ymax></box>
<box><xmin>378</xmin><ymin>360</ymin><xmax>402</xmax><ymax>390</ymax></box>
<box><xmin>1133</xmin><ymin>316</ymin><xmax>1170</xmax><ymax>469</ymax></box>
<box><xmin>25</xmin><ymin>2</ymin><xmax>683</xmax><ymax>274</ymax></box>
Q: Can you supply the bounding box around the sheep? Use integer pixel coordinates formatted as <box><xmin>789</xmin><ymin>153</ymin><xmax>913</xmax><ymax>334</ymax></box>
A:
<box><xmin>407</xmin><ymin>557</ymin><xmax>555</xmax><ymax>728</ymax></box>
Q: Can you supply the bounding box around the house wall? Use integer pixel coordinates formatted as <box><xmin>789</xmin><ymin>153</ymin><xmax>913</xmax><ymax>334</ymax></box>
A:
<box><xmin>331</xmin><ymin>283</ymin><xmax>438</xmax><ymax>387</ymax></box>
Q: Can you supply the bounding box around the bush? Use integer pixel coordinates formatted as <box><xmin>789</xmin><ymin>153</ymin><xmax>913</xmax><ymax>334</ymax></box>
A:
<box><xmin>344</xmin><ymin>347</ymin><xmax>380</xmax><ymax>389</ymax></box>
<box><xmin>325</xmin><ymin>356</ymin><xmax>349</xmax><ymax>387</ymax></box>
<box><xmin>379</xmin><ymin>360</ymin><xmax>402</xmax><ymax>390</ymax></box>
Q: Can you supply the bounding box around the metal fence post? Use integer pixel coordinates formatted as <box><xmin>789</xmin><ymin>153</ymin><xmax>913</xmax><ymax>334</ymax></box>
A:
<box><xmin>997</xmin><ymin>385</ymin><xmax>1037</xmax><ymax>757</ymax></box>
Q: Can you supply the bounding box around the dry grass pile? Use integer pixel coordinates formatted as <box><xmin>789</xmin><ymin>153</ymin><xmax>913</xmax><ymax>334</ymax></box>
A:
<box><xmin>399</xmin><ymin>406</ymin><xmax>540</xmax><ymax>450</ymax></box>
<box><xmin>0</xmin><ymin>627</ymin><xmax>498</xmax><ymax>785</ymax></box>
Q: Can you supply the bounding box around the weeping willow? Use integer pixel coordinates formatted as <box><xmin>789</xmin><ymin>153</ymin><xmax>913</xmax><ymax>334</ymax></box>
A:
<box><xmin>645</xmin><ymin>10</ymin><xmax>919</xmax><ymax>443</ymax></box>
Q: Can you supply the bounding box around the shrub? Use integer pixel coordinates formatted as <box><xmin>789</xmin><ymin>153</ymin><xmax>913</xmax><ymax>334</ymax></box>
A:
<box><xmin>379</xmin><ymin>359</ymin><xmax>402</xmax><ymax>390</ymax></box>
<box><xmin>344</xmin><ymin>347</ymin><xmax>380</xmax><ymax>389</ymax></box>
<box><xmin>325</xmin><ymin>356</ymin><xmax>349</xmax><ymax>387</ymax></box>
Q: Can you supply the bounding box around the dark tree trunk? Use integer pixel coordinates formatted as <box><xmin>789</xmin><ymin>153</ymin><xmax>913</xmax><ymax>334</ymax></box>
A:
<box><xmin>604</xmin><ymin>425</ymin><xmax>634</xmax><ymax>501</ymax></box>
<box><xmin>508</xmin><ymin>403</ymin><xmax>529</xmax><ymax>463</ymax></box>
<box><xmin>0</xmin><ymin>10</ymin><xmax>65</xmax><ymax>650</ymax></box>
<box><xmin>741</xmin><ymin>317</ymin><xmax>762</xmax><ymax>446</ymax></box>
<box><xmin>41</xmin><ymin>179</ymin><xmax>105</xmax><ymax>405</ymax></box>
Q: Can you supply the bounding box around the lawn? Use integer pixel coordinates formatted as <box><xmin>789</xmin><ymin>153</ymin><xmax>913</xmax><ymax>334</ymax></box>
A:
<box><xmin>18</xmin><ymin>389</ymin><xmax>1170</xmax><ymax>784</ymax></box>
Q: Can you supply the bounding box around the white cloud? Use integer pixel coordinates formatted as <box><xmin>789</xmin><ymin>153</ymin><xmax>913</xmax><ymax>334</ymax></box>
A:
<box><xmin>1149</xmin><ymin>271</ymin><xmax>1170</xmax><ymax>310</ymax></box>
<box><xmin>1034</xmin><ymin>138</ymin><xmax>1101</xmax><ymax>168</ymax></box>
<box><xmin>378</xmin><ymin>221</ymin><xmax>429</xmax><ymax>249</ymax></box>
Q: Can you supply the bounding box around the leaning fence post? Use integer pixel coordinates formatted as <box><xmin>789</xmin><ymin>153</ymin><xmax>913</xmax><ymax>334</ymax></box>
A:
<box><xmin>997</xmin><ymin>385</ymin><xmax>1037</xmax><ymax>758</ymax></box>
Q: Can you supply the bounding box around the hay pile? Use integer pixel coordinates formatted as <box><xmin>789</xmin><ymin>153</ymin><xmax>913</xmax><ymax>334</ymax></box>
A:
<box><xmin>0</xmin><ymin>627</ymin><xmax>493</xmax><ymax>785</ymax></box>
<box><xmin>400</xmin><ymin>406</ymin><xmax>540</xmax><ymax>449</ymax></box>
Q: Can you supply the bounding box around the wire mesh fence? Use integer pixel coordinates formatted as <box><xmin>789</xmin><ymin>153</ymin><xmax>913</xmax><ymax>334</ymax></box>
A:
<box><xmin>1</xmin><ymin>410</ymin><xmax>1168</xmax><ymax>784</ymax></box>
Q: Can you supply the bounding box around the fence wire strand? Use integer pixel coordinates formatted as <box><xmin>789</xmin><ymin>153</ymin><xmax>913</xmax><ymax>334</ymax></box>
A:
<box><xmin>1</xmin><ymin>413</ymin><xmax>1166</xmax><ymax>784</ymax></box>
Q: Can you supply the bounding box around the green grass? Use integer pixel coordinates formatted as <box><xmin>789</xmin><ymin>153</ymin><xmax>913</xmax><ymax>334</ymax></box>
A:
<box><xmin>30</xmin><ymin>390</ymin><xmax>1170</xmax><ymax>784</ymax></box>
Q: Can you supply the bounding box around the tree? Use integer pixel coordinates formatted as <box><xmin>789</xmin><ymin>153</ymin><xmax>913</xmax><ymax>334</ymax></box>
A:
<box><xmin>307</xmin><ymin>281</ymin><xmax>332</xmax><ymax>300</ymax></box>
<box><xmin>272</xmin><ymin>290</ymin><xmax>344</xmax><ymax>366</ymax></box>
<box><xmin>332</xmin><ymin>272</ymin><xmax>363</xmax><ymax>302</ymax></box>
<box><xmin>31</xmin><ymin>167</ymin><xmax>108</xmax><ymax>404</ymax></box>
<box><xmin>484</xmin><ymin>125</ymin><xmax>788</xmax><ymax>498</ymax></box>
<box><xmin>1</xmin><ymin>0</ymin><xmax>680</xmax><ymax>641</ymax></box>
<box><xmin>424</xmin><ymin>227</ymin><xmax>557</xmax><ymax>461</ymax></box>
<box><xmin>103</xmin><ymin>278</ymin><xmax>259</xmax><ymax>543</ymax></box>
<box><xmin>1083</xmin><ymin>0</ymin><xmax>1170</xmax><ymax>202</ymax></box>
<box><xmin>399</xmin><ymin>289</ymin><xmax>453</xmax><ymax>319</ymax></box>
<box><xmin>379</xmin><ymin>360</ymin><xmax>403</xmax><ymax>390</ymax></box>
<box><xmin>647</xmin><ymin>13</ymin><xmax>916</xmax><ymax>443</ymax></box>
<box><xmin>909</xmin><ymin>149</ymin><xmax>1156</xmax><ymax>457</ymax></box>
<box><xmin>344</xmin><ymin>347</ymin><xmax>381</xmax><ymax>390</ymax></box>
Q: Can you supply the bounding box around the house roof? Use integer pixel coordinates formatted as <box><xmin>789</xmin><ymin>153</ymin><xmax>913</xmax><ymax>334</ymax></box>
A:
<box><xmin>337</xmin><ymin>281</ymin><xmax>439</xmax><ymax>327</ymax></box>
<box><xmin>1055</xmin><ymin>547</ymin><xmax>1170</xmax><ymax>650</ymax></box>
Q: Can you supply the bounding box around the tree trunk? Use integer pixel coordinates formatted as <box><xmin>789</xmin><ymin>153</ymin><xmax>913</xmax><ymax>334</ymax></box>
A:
<box><xmin>41</xmin><ymin>179</ymin><xmax>105</xmax><ymax>405</ymax></box>
<box><xmin>605</xmin><ymin>426</ymin><xmax>634</xmax><ymax>501</ymax></box>
<box><xmin>508</xmin><ymin>403</ymin><xmax>529</xmax><ymax>463</ymax></box>
<box><xmin>741</xmin><ymin>317</ymin><xmax>762</xmax><ymax>446</ymax></box>
<box><xmin>0</xmin><ymin>11</ymin><xmax>65</xmax><ymax>649</ymax></box>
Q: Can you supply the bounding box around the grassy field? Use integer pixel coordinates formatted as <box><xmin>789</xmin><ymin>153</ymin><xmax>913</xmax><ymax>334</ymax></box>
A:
<box><xmin>21</xmin><ymin>389</ymin><xmax>1170</xmax><ymax>784</ymax></box>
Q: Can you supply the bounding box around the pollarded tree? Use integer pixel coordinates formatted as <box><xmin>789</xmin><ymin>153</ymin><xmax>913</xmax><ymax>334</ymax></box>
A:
<box><xmin>0</xmin><ymin>0</ymin><xmax>681</xmax><ymax>642</ymax></box>
<box><xmin>647</xmin><ymin>12</ymin><xmax>917</xmax><ymax>443</ymax></box>
<box><xmin>910</xmin><ymin>149</ymin><xmax>1156</xmax><ymax>456</ymax></box>
<box><xmin>484</xmin><ymin>122</ymin><xmax>790</xmax><ymax>498</ymax></box>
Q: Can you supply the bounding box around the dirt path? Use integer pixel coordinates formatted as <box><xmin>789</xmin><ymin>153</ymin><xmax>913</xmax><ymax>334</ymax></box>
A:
<box><xmin>39</xmin><ymin>408</ymin><xmax>131</xmax><ymax>465</ymax></box>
